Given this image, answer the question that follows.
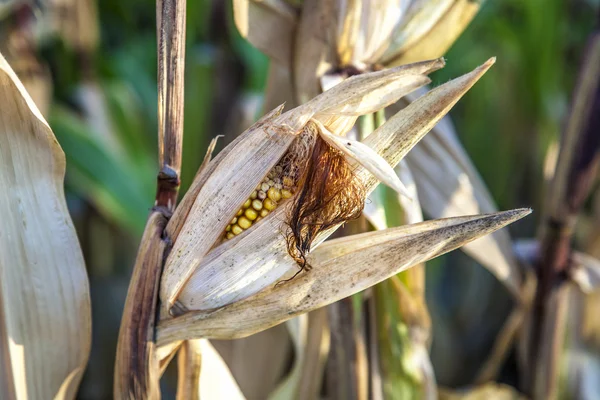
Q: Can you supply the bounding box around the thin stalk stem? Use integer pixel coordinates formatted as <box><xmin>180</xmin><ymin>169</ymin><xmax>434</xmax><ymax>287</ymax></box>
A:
<box><xmin>114</xmin><ymin>1</ymin><xmax>187</xmax><ymax>398</ymax></box>
<box><xmin>156</xmin><ymin>0</ymin><xmax>187</xmax><ymax>213</ymax></box>
<box><xmin>528</xmin><ymin>22</ymin><xmax>600</xmax><ymax>399</ymax></box>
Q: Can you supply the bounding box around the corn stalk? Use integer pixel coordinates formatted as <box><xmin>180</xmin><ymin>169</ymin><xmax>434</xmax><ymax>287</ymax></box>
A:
<box><xmin>113</xmin><ymin>0</ymin><xmax>187</xmax><ymax>398</ymax></box>
<box><xmin>526</xmin><ymin>16</ymin><xmax>600</xmax><ymax>400</ymax></box>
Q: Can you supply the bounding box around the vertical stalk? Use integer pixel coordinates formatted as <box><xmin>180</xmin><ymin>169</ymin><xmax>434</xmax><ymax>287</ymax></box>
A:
<box><xmin>114</xmin><ymin>1</ymin><xmax>187</xmax><ymax>398</ymax></box>
<box><xmin>528</xmin><ymin>19</ymin><xmax>600</xmax><ymax>399</ymax></box>
<box><xmin>156</xmin><ymin>0</ymin><xmax>187</xmax><ymax>213</ymax></box>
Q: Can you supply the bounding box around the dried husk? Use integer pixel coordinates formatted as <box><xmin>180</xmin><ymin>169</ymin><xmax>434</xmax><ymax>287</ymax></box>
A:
<box><xmin>168</xmin><ymin>59</ymin><xmax>492</xmax><ymax>312</ymax></box>
<box><xmin>156</xmin><ymin>209</ymin><xmax>530</xmax><ymax>344</ymax></box>
<box><xmin>161</xmin><ymin>60</ymin><xmax>444</xmax><ymax>309</ymax></box>
<box><xmin>397</xmin><ymin>88</ymin><xmax>522</xmax><ymax>299</ymax></box>
<box><xmin>0</xmin><ymin>52</ymin><xmax>91</xmax><ymax>399</ymax></box>
<box><xmin>383</xmin><ymin>0</ymin><xmax>484</xmax><ymax>66</ymax></box>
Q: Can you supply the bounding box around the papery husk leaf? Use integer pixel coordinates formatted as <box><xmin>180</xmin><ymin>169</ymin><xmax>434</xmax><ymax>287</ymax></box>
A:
<box><xmin>233</xmin><ymin>0</ymin><xmax>297</xmax><ymax>68</ymax></box>
<box><xmin>0</xmin><ymin>52</ymin><xmax>91</xmax><ymax>398</ymax></box>
<box><xmin>156</xmin><ymin>209</ymin><xmax>530</xmax><ymax>343</ymax></box>
<box><xmin>211</xmin><ymin>324</ymin><xmax>292</xmax><ymax>399</ymax></box>
<box><xmin>312</xmin><ymin>58</ymin><xmax>444</xmax><ymax>118</ymax></box>
<box><xmin>184</xmin><ymin>339</ymin><xmax>246</xmax><ymax>400</ymax></box>
<box><xmin>172</xmin><ymin>59</ymin><xmax>494</xmax><ymax>312</ymax></box>
<box><xmin>315</xmin><ymin>120</ymin><xmax>412</xmax><ymax>198</ymax></box>
<box><xmin>359</xmin><ymin>58</ymin><xmax>495</xmax><ymax>183</ymax></box>
<box><xmin>399</xmin><ymin>88</ymin><xmax>522</xmax><ymax>298</ymax></box>
<box><xmin>383</xmin><ymin>0</ymin><xmax>483</xmax><ymax>67</ymax></box>
<box><xmin>380</xmin><ymin>0</ymin><xmax>454</xmax><ymax>64</ymax></box>
<box><xmin>335</xmin><ymin>0</ymin><xmax>362</xmax><ymax>66</ymax></box>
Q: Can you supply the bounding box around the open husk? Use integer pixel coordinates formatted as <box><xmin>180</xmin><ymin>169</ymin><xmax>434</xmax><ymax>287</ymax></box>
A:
<box><xmin>160</xmin><ymin>59</ymin><xmax>445</xmax><ymax>310</ymax></box>
<box><xmin>167</xmin><ymin>58</ymin><xmax>493</xmax><ymax>313</ymax></box>
<box><xmin>0</xmin><ymin>52</ymin><xmax>91</xmax><ymax>398</ymax></box>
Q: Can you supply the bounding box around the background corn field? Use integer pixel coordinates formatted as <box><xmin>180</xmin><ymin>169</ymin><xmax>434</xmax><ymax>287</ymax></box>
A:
<box><xmin>1</xmin><ymin>0</ymin><xmax>599</xmax><ymax>398</ymax></box>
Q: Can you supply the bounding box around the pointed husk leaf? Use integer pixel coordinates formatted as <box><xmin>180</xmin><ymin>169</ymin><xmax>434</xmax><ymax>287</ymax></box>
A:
<box><xmin>156</xmin><ymin>209</ymin><xmax>530</xmax><ymax>344</ymax></box>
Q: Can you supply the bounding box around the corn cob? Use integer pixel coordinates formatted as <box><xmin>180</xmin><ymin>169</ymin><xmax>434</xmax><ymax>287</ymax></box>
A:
<box><xmin>224</xmin><ymin>165</ymin><xmax>294</xmax><ymax>239</ymax></box>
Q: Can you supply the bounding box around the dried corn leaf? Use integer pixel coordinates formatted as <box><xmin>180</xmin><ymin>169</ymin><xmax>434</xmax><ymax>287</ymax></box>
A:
<box><xmin>0</xmin><ymin>52</ymin><xmax>91</xmax><ymax>398</ymax></box>
<box><xmin>174</xmin><ymin>339</ymin><xmax>248</xmax><ymax>400</ymax></box>
<box><xmin>233</xmin><ymin>0</ymin><xmax>298</xmax><ymax>68</ymax></box>
<box><xmin>211</xmin><ymin>324</ymin><xmax>292</xmax><ymax>399</ymax></box>
<box><xmin>156</xmin><ymin>209</ymin><xmax>530</xmax><ymax>343</ymax></box>
<box><xmin>384</xmin><ymin>0</ymin><xmax>483</xmax><ymax>66</ymax></box>
<box><xmin>399</xmin><ymin>89</ymin><xmax>522</xmax><ymax>298</ymax></box>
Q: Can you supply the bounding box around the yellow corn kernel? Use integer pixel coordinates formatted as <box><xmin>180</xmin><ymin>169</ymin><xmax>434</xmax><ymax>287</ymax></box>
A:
<box><xmin>237</xmin><ymin>209</ymin><xmax>243</xmax><ymax>216</ymax></box>
<box><xmin>230</xmin><ymin>217</ymin><xmax>238</xmax><ymax>225</ymax></box>
<box><xmin>250</xmin><ymin>190</ymin><xmax>258</xmax><ymax>199</ymax></box>
<box><xmin>226</xmin><ymin>225</ymin><xmax>231</xmax><ymax>232</ymax></box>
<box><xmin>260</xmin><ymin>209</ymin><xmax>269</xmax><ymax>217</ymax></box>
<box><xmin>263</xmin><ymin>198</ymin><xmax>277</xmax><ymax>211</ymax></box>
<box><xmin>226</xmin><ymin>232</ymin><xmax>235</xmax><ymax>239</ymax></box>
<box><xmin>283</xmin><ymin>176</ymin><xmax>293</xmax><ymax>187</ymax></box>
<box><xmin>245</xmin><ymin>208</ymin><xmax>258</xmax><ymax>220</ymax></box>
<box><xmin>281</xmin><ymin>189</ymin><xmax>292</xmax><ymax>199</ymax></box>
<box><xmin>238</xmin><ymin>216</ymin><xmax>252</xmax><ymax>229</ymax></box>
<box><xmin>252</xmin><ymin>199</ymin><xmax>263</xmax><ymax>210</ymax></box>
<box><xmin>231</xmin><ymin>224</ymin><xmax>243</xmax><ymax>235</ymax></box>
<box><xmin>267</xmin><ymin>187</ymin><xmax>282</xmax><ymax>202</ymax></box>
<box><xmin>243</xmin><ymin>199</ymin><xmax>251</xmax><ymax>208</ymax></box>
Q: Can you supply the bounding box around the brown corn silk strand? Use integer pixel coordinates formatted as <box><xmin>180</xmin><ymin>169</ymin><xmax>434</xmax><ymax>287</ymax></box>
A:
<box><xmin>286</xmin><ymin>123</ymin><xmax>366</xmax><ymax>274</ymax></box>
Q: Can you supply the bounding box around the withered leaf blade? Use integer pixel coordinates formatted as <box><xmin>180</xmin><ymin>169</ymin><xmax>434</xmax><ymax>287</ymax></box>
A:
<box><xmin>383</xmin><ymin>0</ymin><xmax>483</xmax><ymax>67</ymax></box>
<box><xmin>0</xmin><ymin>52</ymin><xmax>91</xmax><ymax>399</ymax></box>
<box><xmin>401</xmin><ymin>90</ymin><xmax>522</xmax><ymax>298</ymax></box>
<box><xmin>233</xmin><ymin>0</ymin><xmax>298</xmax><ymax>68</ymax></box>
<box><xmin>156</xmin><ymin>209</ymin><xmax>531</xmax><ymax>343</ymax></box>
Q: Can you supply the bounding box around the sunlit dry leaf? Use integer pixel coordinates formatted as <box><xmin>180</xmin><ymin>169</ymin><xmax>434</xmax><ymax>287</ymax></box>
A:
<box><xmin>234</xmin><ymin>0</ymin><xmax>298</xmax><ymax>68</ymax></box>
<box><xmin>156</xmin><ymin>209</ymin><xmax>530</xmax><ymax>344</ymax></box>
<box><xmin>0</xmin><ymin>52</ymin><xmax>91</xmax><ymax>398</ymax></box>
<box><xmin>384</xmin><ymin>0</ymin><xmax>483</xmax><ymax>66</ymax></box>
<box><xmin>400</xmin><ymin>88</ymin><xmax>522</xmax><ymax>298</ymax></box>
<box><xmin>196</xmin><ymin>340</ymin><xmax>246</xmax><ymax>400</ymax></box>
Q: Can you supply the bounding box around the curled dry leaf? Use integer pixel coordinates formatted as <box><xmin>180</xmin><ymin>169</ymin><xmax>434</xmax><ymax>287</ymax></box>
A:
<box><xmin>0</xmin><ymin>52</ymin><xmax>91</xmax><ymax>398</ymax></box>
<box><xmin>156</xmin><ymin>209</ymin><xmax>530</xmax><ymax>345</ymax></box>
